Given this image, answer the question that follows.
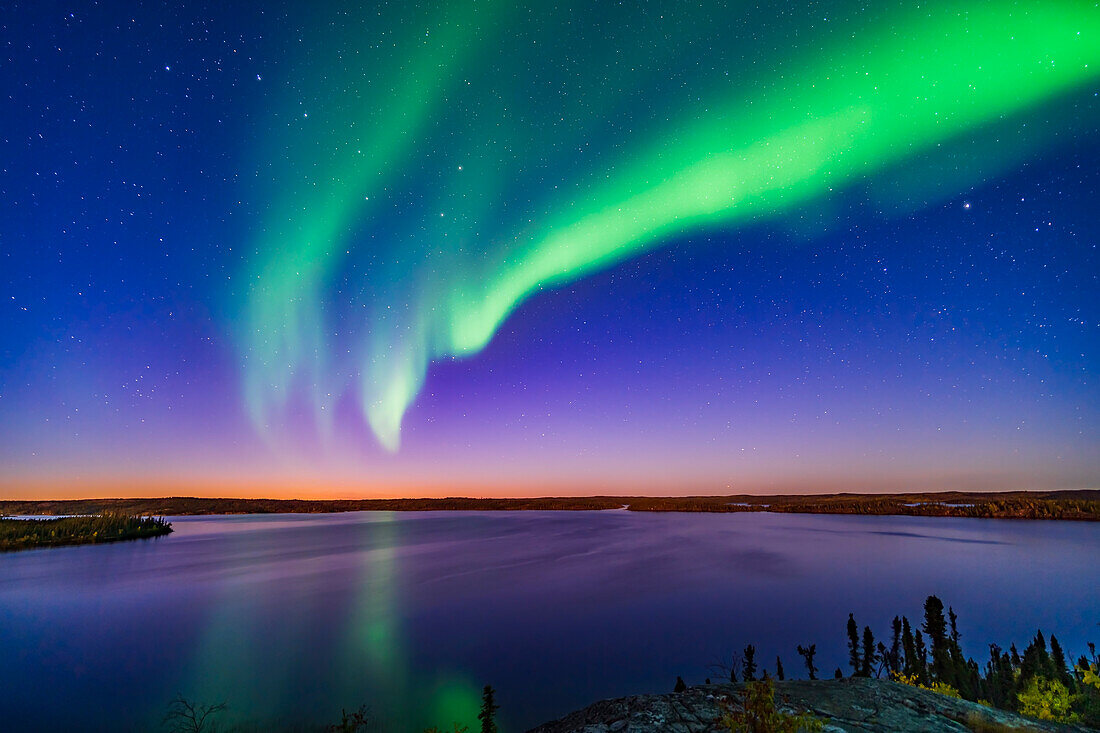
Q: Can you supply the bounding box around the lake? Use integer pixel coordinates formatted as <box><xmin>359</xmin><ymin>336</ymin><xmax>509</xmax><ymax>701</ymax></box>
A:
<box><xmin>1</xmin><ymin>511</ymin><xmax>1097</xmax><ymax>731</ymax></box>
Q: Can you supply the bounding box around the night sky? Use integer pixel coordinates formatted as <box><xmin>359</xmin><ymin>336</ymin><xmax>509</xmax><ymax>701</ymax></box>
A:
<box><xmin>2</xmin><ymin>1</ymin><xmax>1098</xmax><ymax>497</ymax></box>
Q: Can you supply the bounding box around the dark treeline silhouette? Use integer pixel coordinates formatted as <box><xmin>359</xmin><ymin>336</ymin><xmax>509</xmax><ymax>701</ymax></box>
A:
<box><xmin>0</xmin><ymin>513</ymin><xmax>171</xmax><ymax>551</ymax></box>
<box><xmin>624</xmin><ymin>491</ymin><xmax>1100</xmax><ymax>520</ymax></box>
<box><xmin>831</xmin><ymin>596</ymin><xmax>1097</xmax><ymax>724</ymax></box>
<box><xmin>4</xmin><ymin>489</ymin><xmax>1097</xmax><ymax>520</ymax></box>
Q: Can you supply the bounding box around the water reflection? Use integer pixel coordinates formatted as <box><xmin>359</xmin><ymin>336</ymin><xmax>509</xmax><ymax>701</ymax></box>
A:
<box><xmin>0</xmin><ymin>511</ymin><xmax>1097</xmax><ymax>732</ymax></box>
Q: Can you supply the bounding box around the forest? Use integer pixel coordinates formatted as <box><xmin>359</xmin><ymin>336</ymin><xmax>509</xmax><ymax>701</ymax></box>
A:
<box><xmin>1</xmin><ymin>489</ymin><xmax>1096</xmax><ymax>520</ymax></box>
<box><xmin>0</xmin><ymin>513</ymin><xmax>172</xmax><ymax>551</ymax></box>
<box><xmin>725</xmin><ymin>595</ymin><xmax>1100</xmax><ymax>727</ymax></box>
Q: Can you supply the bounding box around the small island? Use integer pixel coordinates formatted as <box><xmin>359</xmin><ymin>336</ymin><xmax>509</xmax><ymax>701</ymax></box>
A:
<box><xmin>0</xmin><ymin>513</ymin><xmax>172</xmax><ymax>552</ymax></box>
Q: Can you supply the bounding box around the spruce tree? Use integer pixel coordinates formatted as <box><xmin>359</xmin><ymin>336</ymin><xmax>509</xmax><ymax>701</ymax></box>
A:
<box><xmin>477</xmin><ymin>685</ymin><xmax>499</xmax><ymax>733</ymax></box>
<box><xmin>861</xmin><ymin>626</ymin><xmax>875</xmax><ymax>677</ymax></box>
<box><xmin>1049</xmin><ymin>635</ymin><xmax>1073</xmax><ymax>689</ymax></box>
<box><xmin>947</xmin><ymin>607</ymin><xmax>971</xmax><ymax>698</ymax></box>
<box><xmin>1020</xmin><ymin>630</ymin><xmax>1054</xmax><ymax>683</ymax></box>
<box><xmin>847</xmin><ymin>613</ymin><xmax>861</xmax><ymax>676</ymax></box>
<box><xmin>743</xmin><ymin>645</ymin><xmax>757</xmax><ymax>682</ymax></box>
<box><xmin>914</xmin><ymin>630</ymin><xmax>929</xmax><ymax>682</ymax></box>
<box><xmin>902</xmin><ymin>617</ymin><xmax>917</xmax><ymax>677</ymax></box>
<box><xmin>983</xmin><ymin>645</ymin><xmax>1002</xmax><ymax>706</ymax></box>
<box><xmin>922</xmin><ymin>596</ymin><xmax>951</xmax><ymax>685</ymax></box>
<box><xmin>949</xmin><ymin>607</ymin><xmax>961</xmax><ymax>648</ymax></box>
<box><xmin>889</xmin><ymin>616</ymin><xmax>903</xmax><ymax>675</ymax></box>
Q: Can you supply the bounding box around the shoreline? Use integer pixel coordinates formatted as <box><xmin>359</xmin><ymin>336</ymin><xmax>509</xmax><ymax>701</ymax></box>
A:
<box><xmin>0</xmin><ymin>514</ymin><xmax>173</xmax><ymax>552</ymax></box>
<box><xmin>2</xmin><ymin>489</ymin><xmax>1096</xmax><ymax>521</ymax></box>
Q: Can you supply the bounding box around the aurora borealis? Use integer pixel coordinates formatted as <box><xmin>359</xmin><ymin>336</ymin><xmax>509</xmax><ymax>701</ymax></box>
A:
<box><xmin>2</xmin><ymin>0</ymin><xmax>1099</xmax><ymax>495</ymax></box>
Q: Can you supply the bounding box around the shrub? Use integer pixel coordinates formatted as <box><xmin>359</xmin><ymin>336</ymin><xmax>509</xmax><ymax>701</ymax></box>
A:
<box><xmin>718</xmin><ymin>680</ymin><xmax>825</xmax><ymax>733</ymax></box>
<box><xmin>891</xmin><ymin>671</ymin><xmax>960</xmax><ymax>699</ymax></box>
<box><xmin>1016</xmin><ymin>677</ymin><xmax>1077</xmax><ymax>723</ymax></box>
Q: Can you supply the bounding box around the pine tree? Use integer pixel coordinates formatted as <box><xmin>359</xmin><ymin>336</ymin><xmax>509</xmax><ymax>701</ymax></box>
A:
<box><xmin>889</xmin><ymin>616</ymin><xmax>903</xmax><ymax>675</ymax></box>
<box><xmin>902</xmin><ymin>617</ymin><xmax>917</xmax><ymax>677</ymax></box>
<box><xmin>743</xmin><ymin>645</ymin><xmax>757</xmax><ymax>682</ymax></box>
<box><xmin>1019</xmin><ymin>630</ymin><xmax>1054</xmax><ymax>683</ymax></box>
<box><xmin>477</xmin><ymin>685</ymin><xmax>499</xmax><ymax>733</ymax></box>
<box><xmin>776</xmin><ymin>656</ymin><xmax>785</xmax><ymax>681</ymax></box>
<box><xmin>796</xmin><ymin>644</ymin><xmax>818</xmax><ymax>680</ymax></box>
<box><xmin>947</xmin><ymin>607</ymin><xmax>972</xmax><ymax>698</ymax></box>
<box><xmin>674</xmin><ymin>676</ymin><xmax>687</xmax><ymax>693</ymax></box>
<box><xmin>949</xmin><ymin>607</ymin><xmax>961</xmax><ymax>648</ymax></box>
<box><xmin>914</xmin><ymin>630</ymin><xmax>929</xmax><ymax>682</ymax></box>
<box><xmin>1049</xmin><ymin>635</ymin><xmax>1073</xmax><ymax>689</ymax></box>
<box><xmin>847</xmin><ymin>613</ymin><xmax>861</xmax><ymax>676</ymax></box>
<box><xmin>922</xmin><ymin>596</ymin><xmax>951</xmax><ymax>685</ymax></box>
<box><xmin>861</xmin><ymin>626</ymin><xmax>876</xmax><ymax>677</ymax></box>
<box><xmin>983</xmin><ymin>645</ymin><xmax>1000</xmax><ymax>705</ymax></box>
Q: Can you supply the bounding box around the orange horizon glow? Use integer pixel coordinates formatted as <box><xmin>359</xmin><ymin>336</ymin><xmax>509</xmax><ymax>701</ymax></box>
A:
<box><xmin>1</xmin><ymin>473</ymin><xmax>1094</xmax><ymax>502</ymax></box>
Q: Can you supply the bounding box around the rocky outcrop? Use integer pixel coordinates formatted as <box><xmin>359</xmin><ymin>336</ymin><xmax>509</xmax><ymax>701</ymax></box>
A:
<box><xmin>529</xmin><ymin>678</ymin><xmax>1095</xmax><ymax>732</ymax></box>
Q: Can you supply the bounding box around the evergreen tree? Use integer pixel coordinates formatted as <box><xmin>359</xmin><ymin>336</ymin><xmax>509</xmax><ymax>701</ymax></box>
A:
<box><xmin>674</xmin><ymin>676</ymin><xmax>687</xmax><ymax>693</ymax></box>
<box><xmin>999</xmin><ymin>650</ymin><xmax>1017</xmax><ymax>707</ymax></box>
<box><xmin>902</xmin><ymin>617</ymin><xmax>917</xmax><ymax>677</ymax></box>
<box><xmin>946</xmin><ymin>607</ymin><xmax>973</xmax><ymax>699</ymax></box>
<box><xmin>914</xmin><ymin>630</ymin><xmax>929</xmax><ymax>682</ymax></box>
<box><xmin>1020</xmin><ymin>630</ymin><xmax>1054</xmax><ymax>683</ymax></box>
<box><xmin>861</xmin><ymin>626</ymin><xmax>876</xmax><ymax>677</ymax></box>
<box><xmin>1050</xmin><ymin>635</ymin><xmax>1073</xmax><ymax>689</ymax></box>
<box><xmin>983</xmin><ymin>645</ymin><xmax>999</xmax><ymax>703</ymax></box>
<box><xmin>889</xmin><ymin>616</ymin><xmax>903</xmax><ymax>675</ymax></box>
<box><xmin>983</xmin><ymin>645</ymin><xmax>1017</xmax><ymax>709</ymax></box>
<box><xmin>796</xmin><ymin>644</ymin><xmax>818</xmax><ymax>680</ymax></box>
<box><xmin>847</xmin><ymin>613</ymin><xmax>861</xmax><ymax>676</ymax></box>
<box><xmin>834</xmin><ymin>668</ymin><xmax>843</xmax><ymax>679</ymax></box>
<box><xmin>922</xmin><ymin>596</ymin><xmax>951</xmax><ymax>685</ymax></box>
<box><xmin>477</xmin><ymin>686</ymin><xmax>499</xmax><ymax>733</ymax></box>
<box><xmin>965</xmin><ymin>659</ymin><xmax>982</xmax><ymax>703</ymax></box>
<box><xmin>743</xmin><ymin>645</ymin><xmax>758</xmax><ymax>682</ymax></box>
<box><xmin>776</xmin><ymin>656</ymin><xmax>785</xmax><ymax>681</ymax></box>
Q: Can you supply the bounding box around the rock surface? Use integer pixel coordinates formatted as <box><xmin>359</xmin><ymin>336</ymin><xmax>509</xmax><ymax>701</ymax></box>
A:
<box><xmin>528</xmin><ymin>678</ymin><xmax>1095</xmax><ymax>732</ymax></box>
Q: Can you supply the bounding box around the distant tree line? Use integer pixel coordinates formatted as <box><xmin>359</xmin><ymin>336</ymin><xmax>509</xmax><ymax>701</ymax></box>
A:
<box><xmin>4</xmin><ymin>490</ymin><xmax>1097</xmax><ymax>520</ymax></box>
<box><xmin>628</xmin><ymin>492</ymin><xmax>1100</xmax><ymax>520</ymax></box>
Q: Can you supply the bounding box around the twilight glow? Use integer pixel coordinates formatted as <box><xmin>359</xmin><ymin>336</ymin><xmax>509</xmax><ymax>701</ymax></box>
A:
<box><xmin>2</xmin><ymin>0</ymin><xmax>1099</xmax><ymax>495</ymax></box>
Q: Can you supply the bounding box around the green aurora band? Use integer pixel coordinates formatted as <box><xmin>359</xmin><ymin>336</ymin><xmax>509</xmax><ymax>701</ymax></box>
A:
<box><xmin>243</xmin><ymin>1</ymin><xmax>1100</xmax><ymax>452</ymax></box>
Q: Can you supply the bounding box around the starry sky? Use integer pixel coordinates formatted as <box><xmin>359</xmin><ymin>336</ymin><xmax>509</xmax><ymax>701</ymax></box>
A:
<box><xmin>2</xmin><ymin>0</ymin><xmax>1098</xmax><ymax>498</ymax></box>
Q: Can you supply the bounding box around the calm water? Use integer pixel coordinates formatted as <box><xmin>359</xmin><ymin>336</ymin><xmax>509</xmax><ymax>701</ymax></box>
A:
<box><xmin>1</xmin><ymin>511</ymin><xmax>1097</xmax><ymax>731</ymax></box>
